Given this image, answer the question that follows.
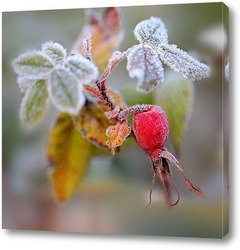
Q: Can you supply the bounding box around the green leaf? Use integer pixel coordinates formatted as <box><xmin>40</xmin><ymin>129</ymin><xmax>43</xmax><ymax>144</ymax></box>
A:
<box><xmin>20</xmin><ymin>79</ymin><xmax>48</xmax><ymax>126</ymax></box>
<box><xmin>154</xmin><ymin>72</ymin><xmax>194</xmax><ymax>155</ymax></box>
<box><xmin>12</xmin><ymin>50</ymin><xmax>54</xmax><ymax>79</ymax></box>
<box><xmin>65</xmin><ymin>54</ymin><xmax>98</xmax><ymax>83</ymax></box>
<box><xmin>46</xmin><ymin>113</ymin><xmax>93</xmax><ymax>202</ymax></box>
<box><xmin>48</xmin><ymin>66</ymin><xmax>85</xmax><ymax>115</ymax></box>
<box><xmin>41</xmin><ymin>41</ymin><xmax>67</xmax><ymax>63</ymax></box>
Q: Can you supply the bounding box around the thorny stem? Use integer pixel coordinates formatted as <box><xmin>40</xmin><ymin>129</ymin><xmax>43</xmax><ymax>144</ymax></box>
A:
<box><xmin>118</xmin><ymin>104</ymin><xmax>150</xmax><ymax>121</ymax></box>
<box><xmin>95</xmin><ymin>79</ymin><xmax>115</xmax><ymax>110</ymax></box>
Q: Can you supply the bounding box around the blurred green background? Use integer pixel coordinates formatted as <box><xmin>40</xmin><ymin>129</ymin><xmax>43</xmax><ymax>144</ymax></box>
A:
<box><xmin>2</xmin><ymin>3</ymin><xmax>229</xmax><ymax>238</ymax></box>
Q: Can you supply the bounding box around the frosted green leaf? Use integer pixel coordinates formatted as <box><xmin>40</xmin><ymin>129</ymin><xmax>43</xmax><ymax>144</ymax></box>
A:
<box><xmin>127</xmin><ymin>44</ymin><xmax>164</xmax><ymax>93</ymax></box>
<box><xmin>41</xmin><ymin>41</ymin><xmax>67</xmax><ymax>63</ymax></box>
<box><xmin>134</xmin><ymin>17</ymin><xmax>168</xmax><ymax>47</ymax></box>
<box><xmin>154</xmin><ymin>72</ymin><xmax>194</xmax><ymax>155</ymax></box>
<box><xmin>17</xmin><ymin>76</ymin><xmax>36</xmax><ymax>93</ymax></box>
<box><xmin>65</xmin><ymin>54</ymin><xmax>98</xmax><ymax>84</ymax></box>
<box><xmin>48</xmin><ymin>66</ymin><xmax>85</xmax><ymax>115</ymax></box>
<box><xmin>20</xmin><ymin>79</ymin><xmax>48</xmax><ymax>126</ymax></box>
<box><xmin>12</xmin><ymin>51</ymin><xmax>54</xmax><ymax>79</ymax></box>
<box><xmin>157</xmin><ymin>43</ymin><xmax>211</xmax><ymax>81</ymax></box>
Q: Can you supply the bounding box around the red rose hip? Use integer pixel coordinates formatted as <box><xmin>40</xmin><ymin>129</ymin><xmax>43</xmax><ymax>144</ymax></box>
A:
<box><xmin>133</xmin><ymin>105</ymin><xmax>169</xmax><ymax>152</ymax></box>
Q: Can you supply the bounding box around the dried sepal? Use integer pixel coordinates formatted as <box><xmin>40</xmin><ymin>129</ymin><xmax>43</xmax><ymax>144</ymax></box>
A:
<box><xmin>160</xmin><ymin>149</ymin><xmax>204</xmax><ymax>198</ymax></box>
<box><xmin>17</xmin><ymin>76</ymin><xmax>35</xmax><ymax>93</ymax></box>
<box><xmin>127</xmin><ymin>44</ymin><xmax>164</xmax><ymax>93</ymax></box>
<box><xmin>134</xmin><ymin>17</ymin><xmax>168</xmax><ymax>47</ymax></box>
<box><xmin>157</xmin><ymin>43</ymin><xmax>211</xmax><ymax>81</ymax></box>
<box><xmin>48</xmin><ymin>66</ymin><xmax>85</xmax><ymax>115</ymax></box>
<box><xmin>41</xmin><ymin>41</ymin><xmax>67</xmax><ymax>63</ymax></box>
<box><xmin>65</xmin><ymin>54</ymin><xmax>98</xmax><ymax>83</ymax></box>
<box><xmin>12</xmin><ymin>50</ymin><xmax>54</xmax><ymax>79</ymax></box>
<box><xmin>19</xmin><ymin>79</ymin><xmax>48</xmax><ymax>126</ymax></box>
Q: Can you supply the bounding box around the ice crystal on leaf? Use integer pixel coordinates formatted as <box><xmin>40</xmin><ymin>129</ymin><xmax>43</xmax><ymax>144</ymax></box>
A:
<box><xmin>127</xmin><ymin>44</ymin><xmax>164</xmax><ymax>93</ymax></box>
<box><xmin>157</xmin><ymin>43</ymin><xmax>211</xmax><ymax>81</ymax></box>
<box><xmin>12</xmin><ymin>50</ymin><xmax>54</xmax><ymax>79</ymax></box>
<box><xmin>17</xmin><ymin>76</ymin><xmax>36</xmax><ymax>93</ymax></box>
<box><xmin>65</xmin><ymin>54</ymin><xmax>99</xmax><ymax>83</ymax></box>
<box><xmin>134</xmin><ymin>17</ymin><xmax>168</xmax><ymax>46</ymax></box>
<box><xmin>41</xmin><ymin>41</ymin><xmax>67</xmax><ymax>63</ymax></box>
<box><xmin>48</xmin><ymin>66</ymin><xmax>86</xmax><ymax>115</ymax></box>
<box><xmin>129</xmin><ymin>17</ymin><xmax>211</xmax><ymax>92</ymax></box>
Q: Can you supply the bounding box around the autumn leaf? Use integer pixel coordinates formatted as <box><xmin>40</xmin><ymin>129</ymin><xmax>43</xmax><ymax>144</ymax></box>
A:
<box><xmin>72</xmin><ymin>7</ymin><xmax>122</xmax><ymax>73</ymax></box>
<box><xmin>46</xmin><ymin>113</ymin><xmax>93</xmax><ymax>202</ymax></box>
<box><xmin>83</xmin><ymin>85</ymin><xmax>127</xmax><ymax>115</ymax></box>
<box><xmin>106</xmin><ymin>121</ymin><xmax>131</xmax><ymax>155</ymax></box>
<box><xmin>154</xmin><ymin>71</ymin><xmax>193</xmax><ymax>156</ymax></box>
<box><xmin>83</xmin><ymin>84</ymin><xmax>101</xmax><ymax>99</ymax></box>
<box><xmin>73</xmin><ymin>103</ymin><xmax>112</xmax><ymax>151</ymax></box>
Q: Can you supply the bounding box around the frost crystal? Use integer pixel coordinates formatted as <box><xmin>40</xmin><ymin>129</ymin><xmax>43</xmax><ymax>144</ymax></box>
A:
<box><xmin>65</xmin><ymin>54</ymin><xmax>98</xmax><ymax>83</ymax></box>
<box><xmin>157</xmin><ymin>43</ymin><xmax>211</xmax><ymax>81</ymax></box>
<box><xmin>41</xmin><ymin>41</ymin><xmax>67</xmax><ymax>63</ymax></box>
<box><xmin>12</xmin><ymin>50</ymin><xmax>54</xmax><ymax>79</ymax></box>
<box><xmin>127</xmin><ymin>44</ymin><xmax>164</xmax><ymax>92</ymax></box>
<box><xmin>101</xmin><ymin>50</ymin><xmax>130</xmax><ymax>81</ymax></box>
<box><xmin>17</xmin><ymin>76</ymin><xmax>35</xmax><ymax>93</ymax></box>
<box><xmin>134</xmin><ymin>17</ymin><xmax>168</xmax><ymax>47</ymax></box>
<box><xmin>81</xmin><ymin>34</ymin><xmax>93</xmax><ymax>61</ymax></box>
<box><xmin>48</xmin><ymin>66</ymin><xmax>85</xmax><ymax>115</ymax></box>
<box><xmin>225</xmin><ymin>62</ymin><xmax>229</xmax><ymax>81</ymax></box>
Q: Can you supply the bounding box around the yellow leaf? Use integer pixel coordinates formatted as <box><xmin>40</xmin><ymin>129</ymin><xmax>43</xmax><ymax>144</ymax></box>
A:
<box><xmin>73</xmin><ymin>103</ymin><xmax>112</xmax><ymax>151</ymax></box>
<box><xmin>46</xmin><ymin>113</ymin><xmax>93</xmax><ymax>202</ymax></box>
<box><xmin>72</xmin><ymin>7</ymin><xmax>122</xmax><ymax>73</ymax></box>
<box><xmin>106</xmin><ymin>121</ymin><xmax>131</xmax><ymax>155</ymax></box>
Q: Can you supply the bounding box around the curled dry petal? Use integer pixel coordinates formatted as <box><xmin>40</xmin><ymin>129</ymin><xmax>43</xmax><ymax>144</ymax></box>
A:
<box><xmin>157</xmin><ymin>43</ymin><xmax>211</xmax><ymax>81</ymax></box>
<box><xmin>134</xmin><ymin>17</ymin><xmax>168</xmax><ymax>46</ymax></box>
<box><xmin>127</xmin><ymin>44</ymin><xmax>164</xmax><ymax>93</ymax></box>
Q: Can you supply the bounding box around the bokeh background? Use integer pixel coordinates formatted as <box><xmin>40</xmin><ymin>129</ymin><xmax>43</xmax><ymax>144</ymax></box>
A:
<box><xmin>2</xmin><ymin>3</ymin><xmax>229</xmax><ymax>238</ymax></box>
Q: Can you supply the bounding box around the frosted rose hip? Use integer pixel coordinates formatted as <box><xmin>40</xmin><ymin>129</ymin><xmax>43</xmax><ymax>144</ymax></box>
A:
<box><xmin>133</xmin><ymin>105</ymin><xmax>169</xmax><ymax>152</ymax></box>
